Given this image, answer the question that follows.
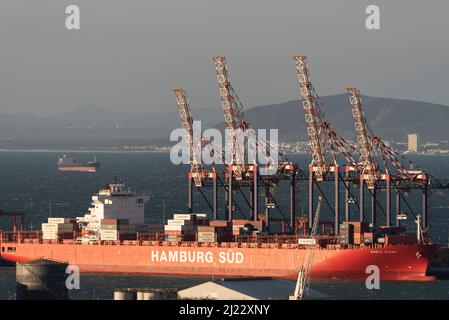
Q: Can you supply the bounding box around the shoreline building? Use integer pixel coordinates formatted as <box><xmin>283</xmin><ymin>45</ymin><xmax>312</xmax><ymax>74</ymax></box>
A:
<box><xmin>408</xmin><ymin>133</ymin><xmax>418</xmax><ymax>153</ymax></box>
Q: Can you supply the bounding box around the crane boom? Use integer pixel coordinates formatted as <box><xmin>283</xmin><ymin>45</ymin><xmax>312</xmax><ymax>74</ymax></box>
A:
<box><xmin>346</xmin><ymin>87</ymin><xmax>378</xmax><ymax>189</ymax></box>
<box><xmin>293</xmin><ymin>56</ymin><xmax>328</xmax><ymax>180</ymax></box>
<box><xmin>212</xmin><ymin>56</ymin><xmax>241</xmax><ymax>130</ymax></box>
<box><xmin>212</xmin><ymin>56</ymin><xmax>247</xmax><ymax>179</ymax></box>
<box><xmin>173</xmin><ymin>88</ymin><xmax>204</xmax><ymax>187</ymax></box>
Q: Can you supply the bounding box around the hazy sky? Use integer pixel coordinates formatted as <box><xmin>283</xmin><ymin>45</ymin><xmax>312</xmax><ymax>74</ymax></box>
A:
<box><xmin>0</xmin><ymin>0</ymin><xmax>448</xmax><ymax>116</ymax></box>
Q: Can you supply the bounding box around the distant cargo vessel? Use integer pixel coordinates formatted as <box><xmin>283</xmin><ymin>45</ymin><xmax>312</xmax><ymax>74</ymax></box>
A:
<box><xmin>57</xmin><ymin>152</ymin><xmax>100</xmax><ymax>172</ymax></box>
<box><xmin>0</xmin><ymin>182</ymin><xmax>439</xmax><ymax>281</ymax></box>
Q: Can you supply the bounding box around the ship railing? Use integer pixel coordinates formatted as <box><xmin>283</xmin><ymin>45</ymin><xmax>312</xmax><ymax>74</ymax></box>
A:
<box><xmin>1</xmin><ymin>230</ymin><xmax>43</xmax><ymax>244</ymax></box>
<box><xmin>2</xmin><ymin>231</ymin><xmax>400</xmax><ymax>250</ymax></box>
<box><xmin>0</xmin><ymin>230</ymin><xmax>337</xmax><ymax>246</ymax></box>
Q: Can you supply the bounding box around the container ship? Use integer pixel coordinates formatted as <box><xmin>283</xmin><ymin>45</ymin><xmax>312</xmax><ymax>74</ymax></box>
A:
<box><xmin>0</xmin><ymin>182</ymin><xmax>438</xmax><ymax>281</ymax></box>
<box><xmin>57</xmin><ymin>152</ymin><xmax>100</xmax><ymax>172</ymax></box>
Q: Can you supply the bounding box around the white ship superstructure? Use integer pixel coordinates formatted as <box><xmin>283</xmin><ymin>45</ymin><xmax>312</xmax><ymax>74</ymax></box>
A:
<box><xmin>79</xmin><ymin>181</ymin><xmax>150</xmax><ymax>231</ymax></box>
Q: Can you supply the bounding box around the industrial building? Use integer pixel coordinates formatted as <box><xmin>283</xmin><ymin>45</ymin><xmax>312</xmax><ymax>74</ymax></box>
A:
<box><xmin>177</xmin><ymin>278</ymin><xmax>329</xmax><ymax>300</ymax></box>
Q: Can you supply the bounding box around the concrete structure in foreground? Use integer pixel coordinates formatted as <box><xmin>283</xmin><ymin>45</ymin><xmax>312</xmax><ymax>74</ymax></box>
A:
<box><xmin>177</xmin><ymin>278</ymin><xmax>329</xmax><ymax>300</ymax></box>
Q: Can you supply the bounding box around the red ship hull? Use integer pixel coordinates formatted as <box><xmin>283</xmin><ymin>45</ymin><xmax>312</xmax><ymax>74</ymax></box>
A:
<box><xmin>0</xmin><ymin>242</ymin><xmax>438</xmax><ymax>281</ymax></box>
<box><xmin>58</xmin><ymin>167</ymin><xmax>97</xmax><ymax>172</ymax></box>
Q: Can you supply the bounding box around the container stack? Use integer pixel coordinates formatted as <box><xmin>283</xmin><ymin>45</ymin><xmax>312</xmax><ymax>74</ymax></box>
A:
<box><xmin>197</xmin><ymin>226</ymin><xmax>216</xmax><ymax>243</ymax></box>
<box><xmin>339</xmin><ymin>222</ymin><xmax>369</xmax><ymax>245</ymax></box>
<box><xmin>164</xmin><ymin>214</ymin><xmax>197</xmax><ymax>242</ymax></box>
<box><xmin>351</xmin><ymin>222</ymin><xmax>369</xmax><ymax>245</ymax></box>
<box><xmin>339</xmin><ymin>223</ymin><xmax>354</xmax><ymax>245</ymax></box>
<box><xmin>164</xmin><ymin>214</ymin><xmax>266</xmax><ymax>242</ymax></box>
<box><xmin>42</xmin><ymin>218</ymin><xmax>74</xmax><ymax>240</ymax></box>
<box><xmin>100</xmin><ymin>219</ymin><xmax>134</xmax><ymax>241</ymax></box>
<box><xmin>207</xmin><ymin>220</ymin><xmax>232</xmax><ymax>242</ymax></box>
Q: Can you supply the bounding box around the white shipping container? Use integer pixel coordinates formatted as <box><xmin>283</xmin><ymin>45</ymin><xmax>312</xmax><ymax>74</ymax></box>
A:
<box><xmin>43</xmin><ymin>232</ymin><xmax>72</xmax><ymax>240</ymax></box>
<box><xmin>173</xmin><ymin>214</ymin><xmax>196</xmax><ymax>220</ymax></box>
<box><xmin>42</xmin><ymin>223</ymin><xmax>73</xmax><ymax>231</ymax></box>
<box><xmin>167</xmin><ymin>219</ymin><xmax>193</xmax><ymax>226</ymax></box>
<box><xmin>42</xmin><ymin>231</ymin><xmax>58</xmax><ymax>236</ymax></box>
<box><xmin>298</xmin><ymin>238</ymin><xmax>317</xmax><ymax>245</ymax></box>
<box><xmin>48</xmin><ymin>217</ymin><xmax>71</xmax><ymax>224</ymax></box>
<box><xmin>198</xmin><ymin>238</ymin><xmax>215</xmax><ymax>242</ymax></box>
<box><xmin>198</xmin><ymin>238</ymin><xmax>214</xmax><ymax>242</ymax></box>
<box><xmin>198</xmin><ymin>232</ymin><xmax>215</xmax><ymax>237</ymax></box>
<box><xmin>101</xmin><ymin>236</ymin><xmax>118</xmax><ymax>241</ymax></box>
<box><xmin>43</xmin><ymin>235</ymin><xmax>57</xmax><ymax>240</ymax></box>
<box><xmin>164</xmin><ymin>225</ymin><xmax>194</xmax><ymax>232</ymax></box>
<box><xmin>101</xmin><ymin>230</ymin><xmax>118</xmax><ymax>235</ymax></box>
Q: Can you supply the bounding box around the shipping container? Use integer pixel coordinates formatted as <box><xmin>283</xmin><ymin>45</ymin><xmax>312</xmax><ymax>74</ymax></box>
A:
<box><xmin>173</xmin><ymin>214</ymin><xmax>196</xmax><ymax>221</ymax></box>
<box><xmin>197</xmin><ymin>226</ymin><xmax>215</xmax><ymax>232</ymax></box>
<box><xmin>42</xmin><ymin>223</ymin><xmax>73</xmax><ymax>232</ymax></box>
<box><xmin>100</xmin><ymin>218</ymin><xmax>129</xmax><ymax>225</ymax></box>
<box><xmin>343</xmin><ymin>221</ymin><xmax>369</xmax><ymax>233</ymax></box>
<box><xmin>198</xmin><ymin>232</ymin><xmax>215</xmax><ymax>237</ymax></box>
<box><xmin>164</xmin><ymin>225</ymin><xmax>194</xmax><ymax>232</ymax></box>
<box><xmin>47</xmin><ymin>217</ymin><xmax>71</xmax><ymax>224</ymax></box>
<box><xmin>209</xmin><ymin>220</ymin><xmax>229</xmax><ymax>227</ymax></box>
<box><xmin>167</xmin><ymin>219</ymin><xmax>193</xmax><ymax>226</ymax></box>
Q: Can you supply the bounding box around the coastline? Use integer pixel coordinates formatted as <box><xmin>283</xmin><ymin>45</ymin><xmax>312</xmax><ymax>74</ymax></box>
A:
<box><xmin>0</xmin><ymin>148</ymin><xmax>447</xmax><ymax>156</ymax></box>
<box><xmin>0</xmin><ymin>149</ymin><xmax>171</xmax><ymax>154</ymax></box>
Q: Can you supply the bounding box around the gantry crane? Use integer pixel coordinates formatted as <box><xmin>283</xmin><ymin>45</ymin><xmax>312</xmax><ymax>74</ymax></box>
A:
<box><xmin>212</xmin><ymin>56</ymin><xmax>298</xmax><ymax>228</ymax></box>
<box><xmin>346</xmin><ymin>87</ymin><xmax>384</xmax><ymax>225</ymax></box>
<box><xmin>293</xmin><ymin>55</ymin><xmax>357</xmax><ymax>234</ymax></box>
<box><xmin>346</xmin><ymin>87</ymin><xmax>429</xmax><ymax>229</ymax></box>
<box><xmin>173</xmin><ymin>88</ymin><xmax>207</xmax><ymax>188</ymax></box>
<box><xmin>172</xmin><ymin>88</ymin><xmax>220</xmax><ymax>217</ymax></box>
<box><xmin>347</xmin><ymin>87</ymin><xmax>378</xmax><ymax>190</ymax></box>
<box><xmin>292</xmin><ymin>56</ymin><xmax>328</xmax><ymax>181</ymax></box>
<box><xmin>212</xmin><ymin>56</ymin><xmax>249</xmax><ymax>181</ymax></box>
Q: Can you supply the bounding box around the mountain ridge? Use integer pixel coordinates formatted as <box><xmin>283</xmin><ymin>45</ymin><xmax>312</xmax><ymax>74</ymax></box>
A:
<box><xmin>1</xmin><ymin>94</ymin><xmax>448</xmax><ymax>143</ymax></box>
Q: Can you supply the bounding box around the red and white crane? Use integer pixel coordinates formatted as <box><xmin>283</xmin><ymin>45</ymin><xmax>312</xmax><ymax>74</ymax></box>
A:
<box><xmin>346</xmin><ymin>87</ymin><xmax>378</xmax><ymax>189</ymax></box>
<box><xmin>292</xmin><ymin>55</ymin><xmax>328</xmax><ymax>181</ymax></box>
<box><xmin>173</xmin><ymin>88</ymin><xmax>210</xmax><ymax>187</ymax></box>
<box><xmin>212</xmin><ymin>56</ymin><xmax>250</xmax><ymax>181</ymax></box>
<box><xmin>293</xmin><ymin>55</ymin><xmax>356</xmax><ymax>233</ymax></box>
